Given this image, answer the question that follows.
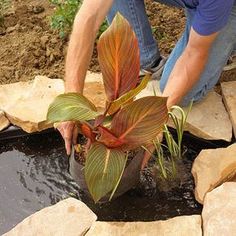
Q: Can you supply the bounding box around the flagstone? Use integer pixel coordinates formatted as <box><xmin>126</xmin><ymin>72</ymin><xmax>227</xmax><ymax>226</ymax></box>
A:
<box><xmin>221</xmin><ymin>81</ymin><xmax>236</xmax><ymax>138</ymax></box>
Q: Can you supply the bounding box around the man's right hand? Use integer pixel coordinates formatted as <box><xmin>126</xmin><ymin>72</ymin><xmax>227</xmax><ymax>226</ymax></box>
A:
<box><xmin>57</xmin><ymin>121</ymin><xmax>79</xmax><ymax>156</ymax></box>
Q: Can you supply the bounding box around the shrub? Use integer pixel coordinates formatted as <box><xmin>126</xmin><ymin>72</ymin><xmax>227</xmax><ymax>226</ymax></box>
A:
<box><xmin>49</xmin><ymin>0</ymin><xmax>108</xmax><ymax>38</ymax></box>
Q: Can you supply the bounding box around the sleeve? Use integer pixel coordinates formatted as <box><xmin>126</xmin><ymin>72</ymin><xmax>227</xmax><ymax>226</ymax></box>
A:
<box><xmin>192</xmin><ymin>0</ymin><xmax>235</xmax><ymax>36</ymax></box>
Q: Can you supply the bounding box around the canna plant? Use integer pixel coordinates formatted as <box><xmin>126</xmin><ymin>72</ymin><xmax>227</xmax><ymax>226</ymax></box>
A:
<box><xmin>47</xmin><ymin>13</ymin><xmax>168</xmax><ymax>202</ymax></box>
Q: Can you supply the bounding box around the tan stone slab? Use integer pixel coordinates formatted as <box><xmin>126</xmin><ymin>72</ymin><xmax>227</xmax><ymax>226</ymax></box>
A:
<box><xmin>4</xmin><ymin>76</ymin><xmax>64</xmax><ymax>133</ymax></box>
<box><xmin>170</xmin><ymin>91</ymin><xmax>232</xmax><ymax>141</ymax></box>
<box><xmin>0</xmin><ymin>72</ymin><xmax>106</xmax><ymax>133</ymax></box>
<box><xmin>86</xmin><ymin>215</ymin><xmax>202</xmax><ymax>236</ymax></box>
<box><xmin>0</xmin><ymin>80</ymin><xmax>33</xmax><ymax>110</ymax></box>
<box><xmin>192</xmin><ymin>143</ymin><xmax>236</xmax><ymax>204</ymax></box>
<box><xmin>4</xmin><ymin>198</ymin><xmax>97</xmax><ymax>236</ymax></box>
<box><xmin>135</xmin><ymin>80</ymin><xmax>161</xmax><ymax>99</ymax></box>
<box><xmin>202</xmin><ymin>182</ymin><xmax>236</xmax><ymax>236</ymax></box>
<box><xmin>0</xmin><ymin>111</ymin><xmax>10</xmax><ymax>131</ymax></box>
<box><xmin>221</xmin><ymin>81</ymin><xmax>236</xmax><ymax>138</ymax></box>
<box><xmin>84</xmin><ymin>72</ymin><xmax>106</xmax><ymax>112</ymax></box>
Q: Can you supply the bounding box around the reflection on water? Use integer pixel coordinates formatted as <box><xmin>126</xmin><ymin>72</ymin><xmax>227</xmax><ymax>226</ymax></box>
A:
<box><xmin>0</xmin><ymin>132</ymin><xmax>202</xmax><ymax>234</ymax></box>
<box><xmin>0</xmin><ymin>133</ymin><xmax>80</xmax><ymax>234</ymax></box>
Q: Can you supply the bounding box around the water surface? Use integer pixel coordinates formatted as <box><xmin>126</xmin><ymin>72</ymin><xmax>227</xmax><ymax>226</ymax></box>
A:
<box><xmin>0</xmin><ymin>132</ymin><xmax>203</xmax><ymax>234</ymax></box>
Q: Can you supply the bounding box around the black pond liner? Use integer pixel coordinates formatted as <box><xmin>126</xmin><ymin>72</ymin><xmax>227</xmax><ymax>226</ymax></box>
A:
<box><xmin>0</xmin><ymin>126</ymin><xmax>232</xmax><ymax>234</ymax></box>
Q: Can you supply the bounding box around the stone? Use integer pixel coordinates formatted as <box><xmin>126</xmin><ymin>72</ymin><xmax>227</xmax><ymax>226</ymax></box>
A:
<box><xmin>86</xmin><ymin>215</ymin><xmax>202</xmax><ymax>236</ymax></box>
<box><xmin>32</xmin><ymin>5</ymin><xmax>45</xmax><ymax>14</ymax></box>
<box><xmin>4</xmin><ymin>198</ymin><xmax>97</xmax><ymax>236</ymax></box>
<box><xmin>0</xmin><ymin>80</ymin><xmax>33</xmax><ymax>110</ymax></box>
<box><xmin>135</xmin><ymin>79</ymin><xmax>161</xmax><ymax>99</ymax></box>
<box><xmin>83</xmin><ymin>72</ymin><xmax>106</xmax><ymax>112</ymax></box>
<box><xmin>192</xmin><ymin>143</ymin><xmax>236</xmax><ymax>204</ymax></box>
<box><xmin>221</xmin><ymin>81</ymin><xmax>236</xmax><ymax>138</ymax></box>
<box><xmin>202</xmin><ymin>182</ymin><xmax>236</xmax><ymax>236</ymax></box>
<box><xmin>2</xmin><ymin>76</ymin><xmax>64</xmax><ymax>133</ymax></box>
<box><xmin>170</xmin><ymin>91</ymin><xmax>232</xmax><ymax>142</ymax></box>
<box><xmin>0</xmin><ymin>72</ymin><xmax>106</xmax><ymax>133</ymax></box>
<box><xmin>0</xmin><ymin>111</ymin><xmax>10</xmax><ymax>131</ymax></box>
<box><xmin>40</xmin><ymin>35</ymin><xmax>49</xmax><ymax>49</ymax></box>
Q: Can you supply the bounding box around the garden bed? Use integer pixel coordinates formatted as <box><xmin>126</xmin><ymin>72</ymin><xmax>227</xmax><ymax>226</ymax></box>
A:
<box><xmin>1</xmin><ymin>0</ymin><xmax>235</xmax><ymax>85</ymax></box>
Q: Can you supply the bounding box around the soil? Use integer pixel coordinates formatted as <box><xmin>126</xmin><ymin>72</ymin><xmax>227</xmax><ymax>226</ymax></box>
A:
<box><xmin>0</xmin><ymin>0</ymin><xmax>235</xmax><ymax>85</ymax></box>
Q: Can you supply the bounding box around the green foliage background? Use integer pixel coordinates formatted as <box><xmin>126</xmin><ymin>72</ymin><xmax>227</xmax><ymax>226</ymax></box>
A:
<box><xmin>50</xmin><ymin>0</ymin><xmax>108</xmax><ymax>38</ymax></box>
<box><xmin>0</xmin><ymin>0</ymin><xmax>11</xmax><ymax>25</ymax></box>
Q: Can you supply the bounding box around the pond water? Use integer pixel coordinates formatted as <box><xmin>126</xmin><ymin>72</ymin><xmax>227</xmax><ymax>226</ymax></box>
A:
<box><xmin>0</xmin><ymin>131</ymin><xmax>222</xmax><ymax>234</ymax></box>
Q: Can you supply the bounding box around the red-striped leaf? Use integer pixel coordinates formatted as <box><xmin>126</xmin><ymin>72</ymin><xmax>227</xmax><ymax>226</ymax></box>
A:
<box><xmin>85</xmin><ymin>143</ymin><xmax>127</xmax><ymax>202</ymax></box>
<box><xmin>96</xmin><ymin>126</ymin><xmax>124</xmax><ymax>148</ymax></box>
<box><xmin>111</xmin><ymin>96</ymin><xmax>168</xmax><ymax>150</ymax></box>
<box><xmin>97</xmin><ymin>13</ymin><xmax>140</xmax><ymax>101</ymax></box>
<box><xmin>108</xmin><ymin>75</ymin><xmax>151</xmax><ymax>115</ymax></box>
<box><xmin>47</xmin><ymin>93</ymin><xmax>98</xmax><ymax>123</ymax></box>
<box><xmin>81</xmin><ymin>123</ymin><xmax>96</xmax><ymax>142</ymax></box>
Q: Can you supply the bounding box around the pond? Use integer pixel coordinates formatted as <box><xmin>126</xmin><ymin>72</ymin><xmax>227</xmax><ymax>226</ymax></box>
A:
<box><xmin>0</xmin><ymin>130</ymin><xmax>224</xmax><ymax>234</ymax></box>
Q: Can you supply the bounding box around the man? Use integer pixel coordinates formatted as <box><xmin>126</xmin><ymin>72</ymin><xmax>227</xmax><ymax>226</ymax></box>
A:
<box><xmin>58</xmin><ymin>0</ymin><xmax>236</xmax><ymax>158</ymax></box>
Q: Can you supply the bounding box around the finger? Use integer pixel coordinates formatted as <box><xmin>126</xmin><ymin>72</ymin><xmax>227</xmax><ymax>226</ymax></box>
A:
<box><xmin>64</xmin><ymin>125</ymin><xmax>74</xmax><ymax>156</ymax></box>
<box><xmin>72</xmin><ymin>125</ymin><xmax>79</xmax><ymax>145</ymax></box>
<box><xmin>65</xmin><ymin>139</ymin><xmax>72</xmax><ymax>156</ymax></box>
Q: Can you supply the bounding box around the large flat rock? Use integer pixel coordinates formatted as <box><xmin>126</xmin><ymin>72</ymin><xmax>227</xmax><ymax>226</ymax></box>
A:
<box><xmin>178</xmin><ymin>91</ymin><xmax>232</xmax><ymax>141</ymax></box>
<box><xmin>3</xmin><ymin>76</ymin><xmax>64</xmax><ymax>133</ymax></box>
<box><xmin>0</xmin><ymin>80</ymin><xmax>33</xmax><ymax>109</ymax></box>
<box><xmin>192</xmin><ymin>143</ymin><xmax>236</xmax><ymax>204</ymax></box>
<box><xmin>0</xmin><ymin>72</ymin><xmax>106</xmax><ymax>133</ymax></box>
<box><xmin>202</xmin><ymin>182</ymin><xmax>236</xmax><ymax>236</ymax></box>
<box><xmin>0</xmin><ymin>111</ymin><xmax>10</xmax><ymax>131</ymax></box>
<box><xmin>86</xmin><ymin>215</ymin><xmax>202</xmax><ymax>236</ymax></box>
<box><xmin>221</xmin><ymin>81</ymin><xmax>236</xmax><ymax>138</ymax></box>
<box><xmin>83</xmin><ymin>72</ymin><xmax>106</xmax><ymax>111</ymax></box>
<box><xmin>4</xmin><ymin>198</ymin><xmax>97</xmax><ymax>236</ymax></box>
<box><xmin>135</xmin><ymin>79</ymin><xmax>161</xmax><ymax>99</ymax></box>
<box><xmin>136</xmin><ymin>82</ymin><xmax>232</xmax><ymax>141</ymax></box>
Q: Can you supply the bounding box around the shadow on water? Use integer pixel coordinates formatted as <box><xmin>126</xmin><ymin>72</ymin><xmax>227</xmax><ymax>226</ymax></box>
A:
<box><xmin>0</xmin><ymin>130</ymin><xmax>229</xmax><ymax>234</ymax></box>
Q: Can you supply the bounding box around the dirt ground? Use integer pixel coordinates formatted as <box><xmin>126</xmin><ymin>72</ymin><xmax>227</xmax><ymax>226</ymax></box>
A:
<box><xmin>0</xmin><ymin>0</ymin><xmax>235</xmax><ymax>85</ymax></box>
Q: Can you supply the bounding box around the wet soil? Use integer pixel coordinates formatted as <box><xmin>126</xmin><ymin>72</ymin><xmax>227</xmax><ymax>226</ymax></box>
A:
<box><xmin>0</xmin><ymin>131</ymin><xmax>206</xmax><ymax>234</ymax></box>
<box><xmin>1</xmin><ymin>0</ymin><xmax>235</xmax><ymax>86</ymax></box>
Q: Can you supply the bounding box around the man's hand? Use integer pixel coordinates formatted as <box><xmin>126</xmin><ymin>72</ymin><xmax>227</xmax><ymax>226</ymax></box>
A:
<box><xmin>57</xmin><ymin>121</ymin><xmax>79</xmax><ymax>155</ymax></box>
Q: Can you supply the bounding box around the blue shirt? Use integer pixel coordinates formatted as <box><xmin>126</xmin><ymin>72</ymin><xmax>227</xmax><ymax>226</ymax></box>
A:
<box><xmin>182</xmin><ymin>0</ymin><xmax>235</xmax><ymax>35</ymax></box>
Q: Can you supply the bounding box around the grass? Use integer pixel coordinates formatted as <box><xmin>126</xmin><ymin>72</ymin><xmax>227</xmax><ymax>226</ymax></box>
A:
<box><xmin>158</xmin><ymin>102</ymin><xmax>192</xmax><ymax>180</ymax></box>
<box><xmin>142</xmin><ymin>101</ymin><xmax>192</xmax><ymax>180</ymax></box>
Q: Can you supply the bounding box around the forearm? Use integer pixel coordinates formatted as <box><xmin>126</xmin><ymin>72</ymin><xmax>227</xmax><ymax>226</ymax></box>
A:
<box><xmin>162</xmin><ymin>29</ymin><xmax>218</xmax><ymax>108</ymax></box>
<box><xmin>162</xmin><ymin>47</ymin><xmax>208</xmax><ymax>108</ymax></box>
<box><xmin>65</xmin><ymin>0</ymin><xmax>113</xmax><ymax>93</ymax></box>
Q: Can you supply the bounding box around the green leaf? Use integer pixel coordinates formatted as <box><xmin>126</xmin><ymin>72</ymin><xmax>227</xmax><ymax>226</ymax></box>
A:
<box><xmin>97</xmin><ymin>12</ymin><xmax>140</xmax><ymax>101</ymax></box>
<box><xmin>47</xmin><ymin>93</ymin><xmax>98</xmax><ymax>122</ymax></box>
<box><xmin>85</xmin><ymin>143</ymin><xmax>127</xmax><ymax>202</ymax></box>
<box><xmin>108</xmin><ymin>75</ymin><xmax>151</xmax><ymax>114</ymax></box>
<box><xmin>111</xmin><ymin>96</ymin><xmax>168</xmax><ymax>150</ymax></box>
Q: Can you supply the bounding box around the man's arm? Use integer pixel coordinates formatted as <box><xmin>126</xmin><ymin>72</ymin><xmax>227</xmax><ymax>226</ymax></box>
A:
<box><xmin>65</xmin><ymin>0</ymin><xmax>113</xmax><ymax>93</ymax></box>
<box><xmin>59</xmin><ymin>0</ymin><xmax>113</xmax><ymax>155</ymax></box>
<box><xmin>162</xmin><ymin>28</ymin><xmax>218</xmax><ymax>108</ymax></box>
<box><xmin>142</xmin><ymin>29</ymin><xmax>219</xmax><ymax>169</ymax></box>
